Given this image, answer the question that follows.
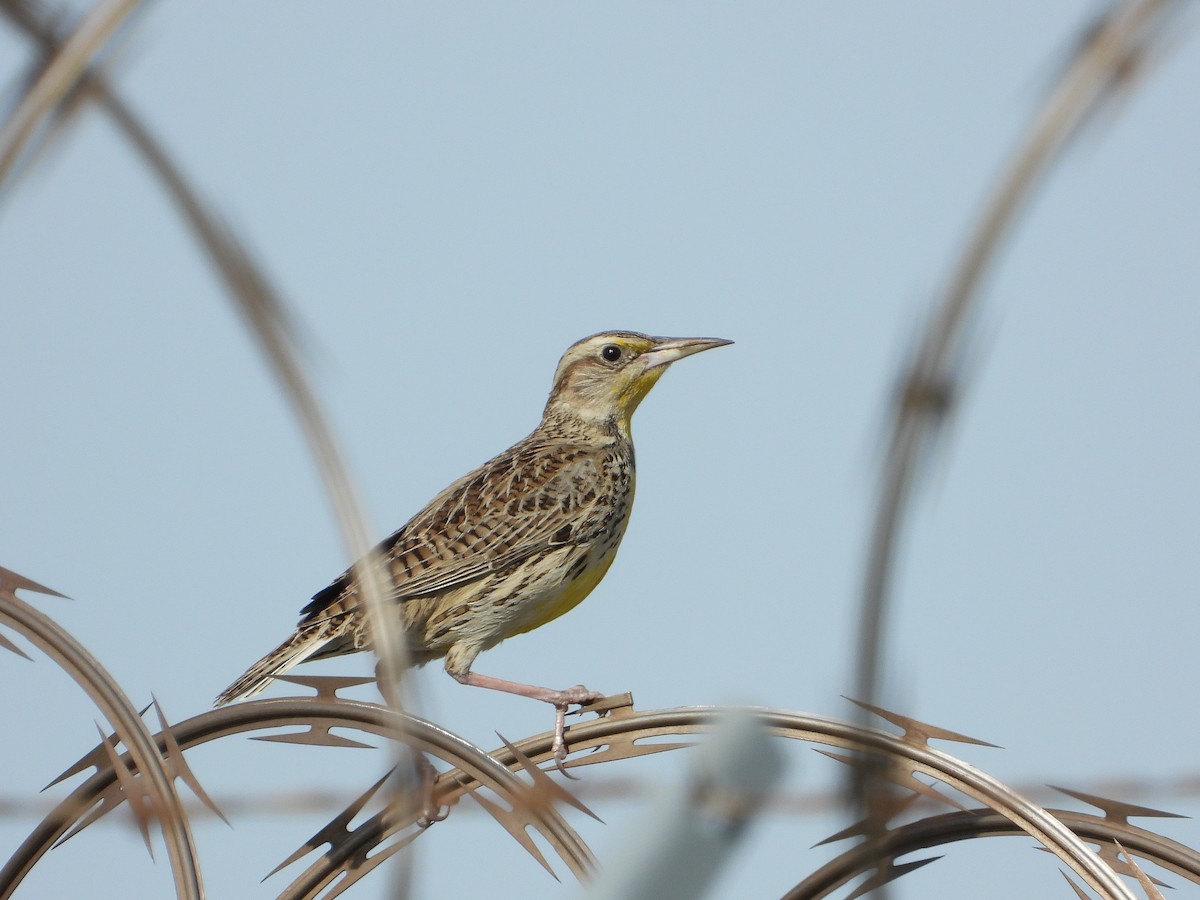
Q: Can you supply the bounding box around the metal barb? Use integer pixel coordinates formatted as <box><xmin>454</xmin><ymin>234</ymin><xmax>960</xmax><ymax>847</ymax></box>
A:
<box><xmin>0</xmin><ymin>566</ymin><xmax>68</xmax><ymax>600</ymax></box>
<box><xmin>0</xmin><ymin>563</ymin><xmax>202</xmax><ymax>897</ymax></box>
<box><xmin>814</xmin><ymin>794</ymin><xmax>920</xmax><ymax>847</ymax></box>
<box><xmin>271</xmin><ymin>674</ymin><xmax>377</xmax><ymax>701</ymax></box>
<box><xmin>249</xmin><ymin>693</ymin><xmax>378</xmax><ymax>748</ymax></box>
<box><xmin>557</xmin><ymin>693</ymin><xmax>634</xmax><ymax>776</ymax></box>
<box><xmin>43</xmin><ymin>736</ymin><xmax>118</xmax><ymax>791</ymax></box>
<box><xmin>315</xmin><ymin>832</ymin><xmax>423</xmax><ymax>900</ymax></box>
<box><xmin>496</xmin><ymin>734</ymin><xmax>601</xmax><ymax>822</ymax></box>
<box><xmin>790</xmin><ymin>805</ymin><xmax>1200</xmax><ymax>899</ymax></box>
<box><xmin>1062</xmin><ymin>869</ymin><xmax>1094</xmax><ymax>900</ymax></box>
<box><xmin>561</xmin><ymin>734</ymin><xmax>696</xmax><ymax>771</ymax></box>
<box><xmin>816</xmin><ymin>749</ymin><xmax>969</xmax><ymax>813</ymax></box>
<box><xmin>844</xmin><ymin>855</ymin><xmax>942</xmax><ymax>900</ymax></box>
<box><xmin>467</xmin><ymin>787</ymin><xmax>559</xmax><ymax>880</ymax></box>
<box><xmin>44</xmin><ymin>727</ymin><xmax>132</xmax><ymax>838</ymax></box>
<box><xmin>94</xmin><ymin>721</ymin><xmax>154</xmax><ymax>859</ymax></box>
<box><xmin>1093</xmin><ymin>840</ymin><xmax>1171</xmax><ymax>890</ymax></box>
<box><xmin>1116</xmin><ymin>842</ymin><xmax>1168</xmax><ymax>900</ymax></box>
<box><xmin>50</xmin><ymin>784</ymin><xmax>122</xmax><ymax>850</ymax></box>
<box><xmin>845</xmin><ymin>698</ymin><xmax>1000</xmax><ymax>749</ymax></box>
<box><xmin>0</xmin><ymin>630</ymin><xmax>31</xmax><ymax>660</ymax></box>
<box><xmin>1050</xmin><ymin>785</ymin><xmax>1187</xmax><ymax>825</ymax></box>
<box><xmin>252</xmin><ymin>727</ymin><xmax>375</xmax><ymax>750</ymax></box>
<box><xmin>267</xmin><ymin>771</ymin><xmax>392</xmax><ymax>880</ymax></box>
<box><xmin>573</xmin><ymin>691</ymin><xmax>634</xmax><ymax>718</ymax></box>
<box><xmin>1039</xmin><ymin>839</ymin><xmax>1173</xmax><ymax>891</ymax></box>
<box><xmin>490</xmin><ymin>691</ymin><xmax>690</xmax><ymax>773</ymax></box>
<box><xmin>151</xmin><ymin>698</ymin><xmax>228</xmax><ymax>826</ymax></box>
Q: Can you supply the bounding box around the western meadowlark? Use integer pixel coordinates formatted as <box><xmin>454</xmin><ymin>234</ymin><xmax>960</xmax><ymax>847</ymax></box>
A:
<box><xmin>216</xmin><ymin>331</ymin><xmax>730</xmax><ymax>764</ymax></box>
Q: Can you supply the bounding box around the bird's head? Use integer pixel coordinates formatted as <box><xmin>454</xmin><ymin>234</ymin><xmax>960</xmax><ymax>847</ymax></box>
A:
<box><xmin>544</xmin><ymin>331</ymin><xmax>732</xmax><ymax>433</ymax></box>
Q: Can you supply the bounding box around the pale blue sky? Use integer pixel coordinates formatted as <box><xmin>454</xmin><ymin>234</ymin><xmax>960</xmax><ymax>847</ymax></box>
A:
<box><xmin>3</xmin><ymin>2</ymin><xmax>1199</xmax><ymax>897</ymax></box>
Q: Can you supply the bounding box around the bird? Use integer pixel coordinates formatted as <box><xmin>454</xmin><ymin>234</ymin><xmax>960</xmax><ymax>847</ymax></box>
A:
<box><xmin>216</xmin><ymin>330</ymin><xmax>731</xmax><ymax>766</ymax></box>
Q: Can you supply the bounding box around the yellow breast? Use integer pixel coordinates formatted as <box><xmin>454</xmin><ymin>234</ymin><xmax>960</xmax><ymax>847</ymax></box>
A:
<box><xmin>513</xmin><ymin>541</ymin><xmax>622</xmax><ymax>636</ymax></box>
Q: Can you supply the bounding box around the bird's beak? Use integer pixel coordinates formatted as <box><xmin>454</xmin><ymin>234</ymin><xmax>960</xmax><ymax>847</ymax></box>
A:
<box><xmin>642</xmin><ymin>336</ymin><xmax>733</xmax><ymax>370</ymax></box>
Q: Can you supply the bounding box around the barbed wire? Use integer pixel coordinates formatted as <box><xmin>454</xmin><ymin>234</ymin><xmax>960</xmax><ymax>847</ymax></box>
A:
<box><xmin>5</xmin><ymin>773</ymin><xmax>1200</xmax><ymax>822</ymax></box>
<box><xmin>2</xmin><ymin>1</ymin><xmax>1196</xmax><ymax>897</ymax></box>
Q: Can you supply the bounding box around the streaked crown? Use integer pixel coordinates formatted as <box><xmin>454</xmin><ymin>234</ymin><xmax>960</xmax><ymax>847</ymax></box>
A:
<box><xmin>544</xmin><ymin>331</ymin><xmax>731</xmax><ymax>430</ymax></box>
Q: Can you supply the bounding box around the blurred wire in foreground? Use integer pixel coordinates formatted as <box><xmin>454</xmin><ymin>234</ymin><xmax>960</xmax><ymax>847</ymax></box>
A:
<box><xmin>583</xmin><ymin>709</ymin><xmax>785</xmax><ymax>900</ymax></box>
<box><xmin>852</xmin><ymin>0</ymin><xmax>1186</xmax><ymax>833</ymax></box>
<box><xmin>1</xmin><ymin>1</ymin><xmax>424</xmax><ymax>895</ymax></box>
<box><xmin>0</xmin><ymin>0</ymin><xmax>139</xmax><ymax>187</ymax></box>
<box><xmin>1</xmin><ymin>0</ymin><xmax>415</xmax><ymax>708</ymax></box>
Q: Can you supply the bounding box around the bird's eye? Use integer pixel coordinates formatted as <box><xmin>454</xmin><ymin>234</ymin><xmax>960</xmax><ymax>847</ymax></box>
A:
<box><xmin>600</xmin><ymin>344</ymin><xmax>623</xmax><ymax>363</ymax></box>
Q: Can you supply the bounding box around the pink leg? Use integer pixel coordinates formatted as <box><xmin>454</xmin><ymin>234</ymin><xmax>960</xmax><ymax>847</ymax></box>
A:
<box><xmin>451</xmin><ymin>670</ymin><xmax>603</xmax><ymax>774</ymax></box>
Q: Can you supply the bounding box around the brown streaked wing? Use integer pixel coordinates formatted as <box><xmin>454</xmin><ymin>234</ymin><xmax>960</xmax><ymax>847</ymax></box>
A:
<box><xmin>299</xmin><ymin>439</ymin><xmax>608</xmax><ymax>622</ymax></box>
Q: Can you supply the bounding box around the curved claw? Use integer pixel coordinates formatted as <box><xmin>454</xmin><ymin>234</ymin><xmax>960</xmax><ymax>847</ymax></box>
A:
<box><xmin>417</xmin><ymin>804</ymin><xmax>450</xmax><ymax>828</ymax></box>
<box><xmin>550</xmin><ymin>702</ymin><xmax>581</xmax><ymax>778</ymax></box>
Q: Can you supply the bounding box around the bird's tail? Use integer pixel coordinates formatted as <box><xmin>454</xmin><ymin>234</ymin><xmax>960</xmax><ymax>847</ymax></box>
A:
<box><xmin>214</xmin><ymin>615</ymin><xmax>354</xmax><ymax>706</ymax></box>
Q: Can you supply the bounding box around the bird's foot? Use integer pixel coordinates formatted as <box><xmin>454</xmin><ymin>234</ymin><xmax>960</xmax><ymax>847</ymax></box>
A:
<box><xmin>546</xmin><ymin>685</ymin><xmax>605</xmax><ymax>778</ymax></box>
<box><xmin>413</xmin><ymin>752</ymin><xmax>449</xmax><ymax>828</ymax></box>
<box><xmin>553</xmin><ymin>684</ymin><xmax>606</xmax><ymax>708</ymax></box>
<box><xmin>417</xmin><ymin>802</ymin><xmax>450</xmax><ymax>828</ymax></box>
<box><xmin>451</xmin><ymin>670</ymin><xmax>607</xmax><ymax>777</ymax></box>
